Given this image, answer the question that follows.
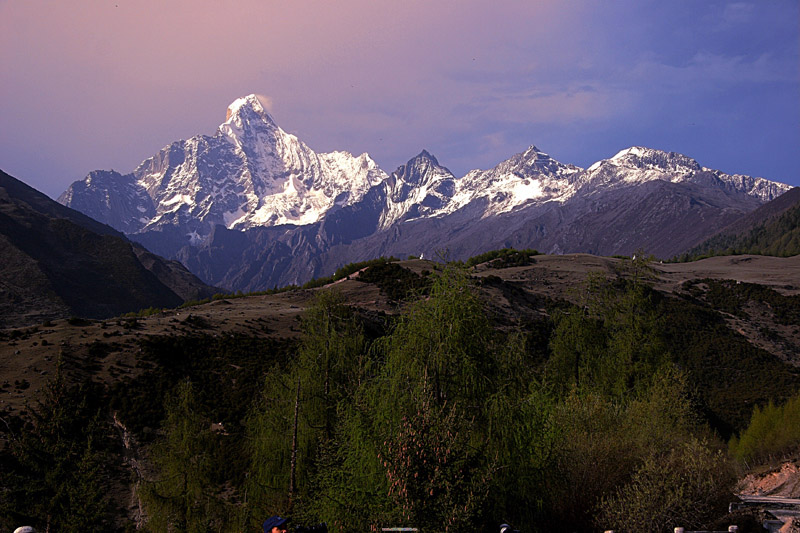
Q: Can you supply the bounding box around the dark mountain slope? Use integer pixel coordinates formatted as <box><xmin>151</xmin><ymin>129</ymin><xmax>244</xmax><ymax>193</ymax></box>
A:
<box><xmin>680</xmin><ymin>187</ymin><xmax>800</xmax><ymax>259</ymax></box>
<box><xmin>0</xmin><ymin>170</ymin><xmax>217</xmax><ymax>327</ymax></box>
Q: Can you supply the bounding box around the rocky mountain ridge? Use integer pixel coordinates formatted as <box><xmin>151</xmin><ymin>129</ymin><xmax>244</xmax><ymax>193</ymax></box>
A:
<box><xmin>59</xmin><ymin>94</ymin><xmax>793</xmax><ymax>290</ymax></box>
<box><xmin>59</xmin><ymin>95</ymin><xmax>387</xmax><ymax>242</ymax></box>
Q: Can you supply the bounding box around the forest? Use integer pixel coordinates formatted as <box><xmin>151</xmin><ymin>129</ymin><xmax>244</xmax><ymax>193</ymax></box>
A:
<box><xmin>1</xmin><ymin>254</ymin><xmax>799</xmax><ymax>532</ymax></box>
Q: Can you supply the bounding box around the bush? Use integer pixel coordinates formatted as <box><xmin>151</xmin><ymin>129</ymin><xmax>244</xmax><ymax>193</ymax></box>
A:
<box><xmin>465</xmin><ymin>248</ymin><xmax>539</xmax><ymax>269</ymax></box>
<box><xmin>729</xmin><ymin>392</ymin><xmax>800</xmax><ymax>465</ymax></box>
<box><xmin>599</xmin><ymin>439</ymin><xmax>735</xmax><ymax>533</ymax></box>
<box><xmin>356</xmin><ymin>262</ymin><xmax>430</xmax><ymax>301</ymax></box>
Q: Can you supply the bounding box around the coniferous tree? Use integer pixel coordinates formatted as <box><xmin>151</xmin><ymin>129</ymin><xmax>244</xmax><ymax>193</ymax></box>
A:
<box><xmin>365</xmin><ymin>264</ymin><xmax>499</xmax><ymax>531</ymax></box>
<box><xmin>0</xmin><ymin>361</ymin><xmax>110</xmax><ymax>532</ymax></box>
<box><xmin>140</xmin><ymin>380</ymin><xmax>223</xmax><ymax>532</ymax></box>
<box><xmin>245</xmin><ymin>289</ymin><xmax>366</xmax><ymax>525</ymax></box>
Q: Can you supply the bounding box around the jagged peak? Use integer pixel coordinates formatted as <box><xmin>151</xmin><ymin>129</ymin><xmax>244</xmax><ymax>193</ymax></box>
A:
<box><xmin>412</xmin><ymin>149</ymin><xmax>439</xmax><ymax>166</ymax></box>
<box><xmin>224</xmin><ymin>94</ymin><xmax>276</xmax><ymax>126</ymax></box>
<box><xmin>608</xmin><ymin>146</ymin><xmax>701</xmax><ymax>172</ymax></box>
<box><xmin>389</xmin><ymin>150</ymin><xmax>454</xmax><ymax>189</ymax></box>
<box><xmin>486</xmin><ymin>144</ymin><xmax>579</xmax><ymax>177</ymax></box>
<box><xmin>522</xmin><ymin>145</ymin><xmax>550</xmax><ymax>159</ymax></box>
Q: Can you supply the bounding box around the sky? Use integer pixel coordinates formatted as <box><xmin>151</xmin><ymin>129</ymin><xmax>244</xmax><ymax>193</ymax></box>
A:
<box><xmin>1</xmin><ymin>0</ymin><xmax>798</xmax><ymax>199</ymax></box>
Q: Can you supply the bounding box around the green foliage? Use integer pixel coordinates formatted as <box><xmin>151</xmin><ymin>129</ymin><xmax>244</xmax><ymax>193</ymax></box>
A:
<box><xmin>0</xmin><ymin>364</ymin><xmax>112</xmax><ymax>531</ymax></box>
<box><xmin>179</xmin><ymin>297</ymin><xmax>212</xmax><ymax>308</ymax></box>
<box><xmin>300</xmin><ymin>257</ymin><xmax>399</xmax><ymax>290</ymax></box>
<box><xmin>547</xmin><ymin>309</ymin><xmax>607</xmax><ymax>394</ymax></box>
<box><xmin>549</xmin><ymin>367</ymin><xmax>731</xmax><ymax>532</ymax></box>
<box><xmin>546</xmin><ymin>270</ymin><xmax>800</xmax><ymax>437</ymax></box>
<box><xmin>689</xmin><ymin>278</ymin><xmax>800</xmax><ymax>325</ymax></box>
<box><xmin>306</xmin><ymin>394</ymin><xmax>391</xmax><ymax>532</ymax></box>
<box><xmin>18</xmin><ymin>252</ymin><xmax>792</xmax><ymax>530</ymax></box>
<box><xmin>67</xmin><ymin>315</ymin><xmax>91</xmax><ymax>326</ymax></box>
<box><xmin>243</xmin><ymin>264</ymin><xmax>562</xmax><ymax>531</ymax></box>
<box><xmin>599</xmin><ymin>438</ymin><xmax>735</xmax><ymax>533</ymax></box>
<box><xmin>233</xmin><ymin>262</ymin><xmax>757</xmax><ymax>531</ymax></box>
<box><xmin>660</xmin><ymin>293</ymin><xmax>800</xmax><ymax>435</ymax></box>
<box><xmin>109</xmin><ymin>334</ymin><xmax>295</xmax><ymax>437</ymax></box>
<box><xmin>360</xmin><ymin>265</ymin><xmax>499</xmax><ymax>531</ymax></box>
<box><xmin>547</xmin><ymin>273</ymin><xmax>669</xmax><ymax>399</ymax></box>
<box><xmin>356</xmin><ymin>261</ymin><xmax>431</xmax><ymax>301</ymax></box>
<box><xmin>377</xmin><ymin>263</ymin><xmax>492</xmax><ymax>412</ymax></box>
<box><xmin>729</xmin><ymin>392</ymin><xmax>800</xmax><ymax>465</ymax></box>
<box><xmin>377</xmin><ymin>393</ymin><xmax>495</xmax><ymax>532</ymax></box>
<box><xmin>177</xmin><ymin>258</ymin><xmax>404</xmax><ymax>309</ymax></box>
<box><xmin>245</xmin><ymin>290</ymin><xmax>367</xmax><ymax>525</ymax></box>
<box><xmin>140</xmin><ymin>380</ymin><xmax>226</xmax><ymax>531</ymax></box>
<box><xmin>122</xmin><ymin>306</ymin><xmax>164</xmax><ymax>318</ymax></box>
<box><xmin>465</xmin><ymin>247</ymin><xmax>539</xmax><ymax>268</ymax></box>
<box><xmin>484</xmin><ymin>336</ymin><xmax>559</xmax><ymax>527</ymax></box>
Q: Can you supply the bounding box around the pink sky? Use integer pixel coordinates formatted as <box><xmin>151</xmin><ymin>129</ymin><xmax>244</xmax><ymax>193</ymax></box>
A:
<box><xmin>1</xmin><ymin>0</ymin><xmax>798</xmax><ymax>197</ymax></box>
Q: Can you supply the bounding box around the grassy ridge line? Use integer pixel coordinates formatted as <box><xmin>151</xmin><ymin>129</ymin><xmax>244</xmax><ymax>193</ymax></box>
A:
<box><xmin>175</xmin><ymin>256</ymin><xmax>400</xmax><ymax>310</ymax></box>
<box><xmin>140</xmin><ymin>248</ymin><xmax>538</xmax><ymax>315</ymax></box>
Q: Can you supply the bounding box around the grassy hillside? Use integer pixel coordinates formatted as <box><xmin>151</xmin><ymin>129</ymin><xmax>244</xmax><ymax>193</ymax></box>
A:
<box><xmin>1</xmin><ymin>252</ymin><xmax>798</xmax><ymax>532</ymax></box>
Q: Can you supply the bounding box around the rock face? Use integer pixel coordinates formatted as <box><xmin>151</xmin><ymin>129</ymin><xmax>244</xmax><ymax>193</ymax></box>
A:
<box><xmin>1</xmin><ymin>170</ymin><xmax>217</xmax><ymax>327</ymax></box>
<box><xmin>59</xmin><ymin>95</ymin><xmax>386</xmax><ymax>247</ymax></box>
<box><xmin>59</xmin><ymin>95</ymin><xmax>793</xmax><ymax>291</ymax></box>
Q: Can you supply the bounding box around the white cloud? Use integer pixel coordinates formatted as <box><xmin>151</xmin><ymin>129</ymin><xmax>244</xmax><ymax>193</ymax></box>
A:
<box><xmin>720</xmin><ymin>2</ymin><xmax>755</xmax><ymax>27</ymax></box>
<box><xmin>254</xmin><ymin>94</ymin><xmax>275</xmax><ymax>114</ymax></box>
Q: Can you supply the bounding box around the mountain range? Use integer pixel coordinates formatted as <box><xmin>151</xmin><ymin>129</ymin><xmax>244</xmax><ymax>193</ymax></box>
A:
<box><xmin>59</xmin><ymin>94</ymin><xmax>793</xmax><ymax>290</ymax></box>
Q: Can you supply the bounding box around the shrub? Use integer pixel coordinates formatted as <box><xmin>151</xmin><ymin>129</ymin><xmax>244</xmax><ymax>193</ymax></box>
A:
<box><xmin>357</xmin><ymin>262</ymin><xmax>430</xmax><ymax>301</ymax></box>
<box><xmin>599</xmin><ymin>439</ymin><xmax>735</xmax><ymax>533</ymax></box>
<box><xmin>67</xmin><ymin>316</ymin><xmax>91</xmax><ymax>326</ymax></box>
<box><xmin>465</xmin><ymin>248</ymin><xmax>539</xmax><ymax>268</ymax></box>
<box><xmin>729</xmin><ymin>392</ymin><xmax>800</xmax><ymax>465</ymax></box>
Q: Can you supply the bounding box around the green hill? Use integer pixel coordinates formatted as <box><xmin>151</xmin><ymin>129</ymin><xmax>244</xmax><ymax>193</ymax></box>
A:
<box><xmin>679</xmin><ymin>187</ymin><xmax>800</xmax><ymax>260</ymax></box>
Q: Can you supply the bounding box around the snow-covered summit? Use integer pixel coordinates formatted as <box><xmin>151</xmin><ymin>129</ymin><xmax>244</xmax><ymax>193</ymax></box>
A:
<box><xmin>441</xmin><ymin>145</ymin><xmax>583</xmax><ymax>218</ymax></box>
<box><xmin>225</xmin><ymin>94</ymin><xmax>272</xmax><ymax>121</ymax></box>
<box><xmin>219</xmin><ymin>94</ymin><xmax>279</xmax><ymax>147</ymax></box>
<box><xmin>60</xmin><ymin>95</ymin><xmax>387</xmax><ymax>243</ymax></box>
<box><xmin>608</xmin><ymin>146</ymin><xmax>702</xmax><ymax>173</ymax></box>
<box><xmin>59</xmin><ymin>95</ymin><xmax>792</xmax><ymax>255</ymax></box>
<box><xmin>378</xmin><ymin>150</ymin><xmax>458</xmax><ymax>228</ymax></box>
<box><xmin>580</xmin><ymin>146</ymin><xmax>790</xmax><ymax>202</ymax></box>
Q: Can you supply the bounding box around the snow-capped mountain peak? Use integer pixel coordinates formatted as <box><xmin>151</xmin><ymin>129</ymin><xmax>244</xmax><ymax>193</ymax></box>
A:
<box><xmin>219</xmin><ymin>94</ymin><xmax>282</xmax><ymax>150</ymax></box>
<box><xmin>580</xmin><ymin>145</ymin><xmax>791</xmax><ymax>203</ymax></box>
<box><xmin>608</xmin><ymin>146</ymin><xmax>702</xmax><ymax>173</ymax></box>
<box><xmin>60</xmin><ymin>95</ymin><xmax>388</xmax><ymax>244</ymax></box>
<box><xmin>225</xmin><ymin>94</ymin><xmax>272</xmax><ymax>122</ymax></box>
<box><xmin>377</xmin><ymin>150</ymin><xmax>457</xmax><ymax>228</ymax></box>
<box><xmin>59</xmin><ymin>95</ymin><xmax>792</xmax><ymax>265</ymax></box>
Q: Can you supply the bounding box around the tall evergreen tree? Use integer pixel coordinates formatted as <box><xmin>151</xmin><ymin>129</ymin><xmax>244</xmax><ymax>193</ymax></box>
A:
<box><xmin>140</xmin><ymin>380</ymin><xmax>223</xmax><ymax>532</ymax></box>
<box><xmin>365</xmin><ymin>264</ymin><xmax>499</xmax><ymax>531</ymax></box>
<box><xmin>245</xmin><ymin>290</ymin><xmax>366</xmax><ymax>524</ymax></box>
<box><xmin>0</xmin><ymin>361</ymin><xmax>110</xmax><ymax>532</ymax></box>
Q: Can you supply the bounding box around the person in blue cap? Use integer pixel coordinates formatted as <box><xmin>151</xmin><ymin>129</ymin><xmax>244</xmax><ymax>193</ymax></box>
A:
<box><xmin>263</xmin><ymin>515</ymin><xmax>288</xmax><ymax>533</ymax></box>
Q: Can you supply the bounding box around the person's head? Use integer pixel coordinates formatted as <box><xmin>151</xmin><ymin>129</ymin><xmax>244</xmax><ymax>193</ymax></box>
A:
<box><xmin>262</xmin><ymin>515</ymin><xmax>288</xmax><ymax>533</ymax></box>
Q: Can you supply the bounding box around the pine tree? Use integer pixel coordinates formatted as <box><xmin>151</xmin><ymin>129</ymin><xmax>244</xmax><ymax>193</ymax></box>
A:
<box><xmin>0</xmin><ymin>361</ymin><xmax>110</xmax><ymax>531</ymax></box>
<box><xmin>245</xmin><ymin>289</ymin><xmax>366</xmax><ymax>525</ymax></box>
<box><xmin>140</xmin><ymin>380</ymin><xmax>223</xmax><ymax>532</ymax></box>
